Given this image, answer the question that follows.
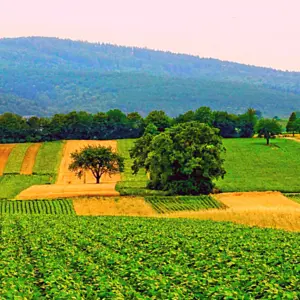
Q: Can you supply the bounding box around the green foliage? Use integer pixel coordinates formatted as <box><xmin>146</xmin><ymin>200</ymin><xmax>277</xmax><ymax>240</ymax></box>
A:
<box><xmin>133</xmin><ymin>122</ymin><xmax>226</xmax><ymax>195</ymax></box>
<box><xmin>0</xmin><ymin>215</ymin><xmax>299</xmax><ymax>298</ymax></box>
<box><xmin>255</xmin><ymin>118</ymin><xmax>282</xmax><ymax>144</ymax></box>
<box><xmin>217</xmin><ymin>138</ymin><xmax>300</xmax><ymax>192</ymax></box>
<box><xmin>4</xmin><ymin>143</ymin><xmax>31</xmax><ymax>174</ymax></box>
<box><xmin>144</xmin><ymin>110</ymin><xmax>171</xmax><ymax>131</ymax></box>
<box><xmin>69</xmin><ymin>145</ymin><xmax>124</xmax><ymax>184</ymax></box>
<box><xmin>145</xmin><ymin>196</ymin><xmax>226</xmax><ymax>213</ymax></box>
<box><xmin>0</xmin><ymin>175</ymin><xmax>51</xmax><ymax>199</ymax></box>
<box><xmin>33</xmin><ymin>141</ymin><xmax>63</xmax><ymax>179</ymax></box>
<box><xmin>284</xmin><ymin>194</ymin><xmax>300</xmax><ymax>204</ymax></box>
<box><xmin>286</xmin><ymin>112</ymin><xmax>297</xmax><ymax>134</ymax></box>
<box><xmin>0</xmin><ymin>199</ymin><xmax>75</xmax><ymax>214</ymax></box>
<box><xmin>1</xmin><ymin>38</ymin><xmax>300</xmax><ymax>117</ymax></box>
<box><xmin>116</xmin><ymin>139</ymin><xmax>166</xmax><ymax>195</ymax></box>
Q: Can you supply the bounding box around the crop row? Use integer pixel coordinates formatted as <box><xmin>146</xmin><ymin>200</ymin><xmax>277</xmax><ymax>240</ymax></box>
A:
<box><xmin>0</xmin><ymin>216</ymin><xmax>299</xmax><ymax>298</ymax></box>
<box><xmin>0</xmin><ymin>199</ymin><xmax>75</xmax><ymax>214</ymax></box>
<box><xmin>145</xmin><ymin>195</ymin><xmax>226</xmax><ymax>213</ymax></box>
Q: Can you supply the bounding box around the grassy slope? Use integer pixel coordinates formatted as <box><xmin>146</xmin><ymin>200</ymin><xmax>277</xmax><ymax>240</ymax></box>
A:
<box><xmin>285</xmin><ymin>194</ymin><xmax>300</xmax><ymax>204</ymax></box>
<box><xmin>4</xmin><ymin>143</ymin><xmax>31</xmax><ymax>174</ymax></box>
<box><xmin>0</xmin><ymin>216</ymin><xmax>299</xmax><ymax>298</ymax></box>
<box><xmin>217</xmin><ymin>138</ymin><xmax>300</xmax><ymax>192</ymax></box>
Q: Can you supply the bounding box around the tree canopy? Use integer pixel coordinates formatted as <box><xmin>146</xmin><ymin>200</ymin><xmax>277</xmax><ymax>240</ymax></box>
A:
<box><xmin>255</xmin><ymin>119</ymin><xmax>282</xmax><ymax>145</ymax></box>
<box><xmin>69</xmin><ymin>145</ymin><xmax>124</xmax><ymax>184</ymax></box>
<box><xmin>131</xmin><ymin>122</ymin><xmax>226</xmax><ymax>195</ymax></box>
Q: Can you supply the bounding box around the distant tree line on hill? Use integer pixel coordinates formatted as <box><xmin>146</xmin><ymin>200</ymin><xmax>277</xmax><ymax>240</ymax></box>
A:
<box><xmin>0</xmin><ymin>107</ymin><xmax>298</xmax><ymax>144</ymax></box>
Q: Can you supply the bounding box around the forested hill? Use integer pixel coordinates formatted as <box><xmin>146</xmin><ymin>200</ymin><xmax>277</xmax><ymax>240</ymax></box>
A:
<box><xmin>0</xmin><ymin>36</ymin><xmax>300</xmax><ymax>117</ymax></box>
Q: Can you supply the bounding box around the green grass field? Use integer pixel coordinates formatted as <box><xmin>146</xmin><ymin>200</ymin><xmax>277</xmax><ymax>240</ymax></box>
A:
<box><xmin>0</xmin><ymin>199</ymin><xmax>75</xmax><ymax>214</ymax></box>
<box><xmin>217</xmin><ymin>138</ymin><xmax>300</xmax><ymax>192</ymax></box>
<box><xmin>145</xmin><ymin>196</ymin><xmax>226</xmax><ymax>213</ymax></box>
<box><xmin>33</xmin><ymin>141</ymin><xmax>64</xmax><ymax>178</ymax></box>
<box><xmin>285</xmin><ymin>194</ymin><xmax>300</xmax><ymax>204</ymax></box>
<box><xmin>0</xmin><ymin>175</ymin><xmax>51</xmax><ymax>199</ymax></box>
<box><xmin>0</xmin><ymin>216</ymin><xmax>298</xmax><ymax>298</ymax></box>
<box><xmin>4</xmin><ymin>143</ymin><xmax>31</xmax><ymax>174</ymax></box>
<box><xmin>117</xmin><ymin>138</ymin><xmax>300</xmax><ymax>194</ymax></box>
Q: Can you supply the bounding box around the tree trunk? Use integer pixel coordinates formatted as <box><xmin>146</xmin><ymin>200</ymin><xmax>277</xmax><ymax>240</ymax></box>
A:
<box><xmin>96</xmin><ymin>175</ymin><xmax>101</xmax><ymax>184</ymax></box>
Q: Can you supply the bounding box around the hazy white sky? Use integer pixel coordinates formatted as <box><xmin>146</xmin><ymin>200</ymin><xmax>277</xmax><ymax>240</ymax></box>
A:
<box><xmin>1</xmin><ymin>0</ymin><xmax>300</xmax><ymax>71</ymax></box>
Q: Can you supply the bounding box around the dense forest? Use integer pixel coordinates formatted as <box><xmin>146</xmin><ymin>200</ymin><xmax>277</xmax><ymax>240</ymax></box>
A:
<box><xmin>0</xmin><ymin>107</ymin><xmax>293</xmax><ymax>143</ymax></box>
<box><xmin>0</xmin><ymin>37</ymin><xmax>300</xmax><ymax>117</ymax></box>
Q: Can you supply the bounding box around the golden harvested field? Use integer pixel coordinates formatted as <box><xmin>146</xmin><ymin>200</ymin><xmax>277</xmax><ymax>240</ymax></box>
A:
<box><xmin>0</xmin><ymin>144</ymin><xmax>15</xmax><ymax>175</ymax></box>
<box><xmin>17</xmin><ymin>140</ymin><xmax>121</xmax><ymax>199</ymax></box>
<box><xmin>56</xmin><ymin>140</ymin><xmax>120</xmax><ymax>184</ymax></box>
<box><xmin>165</xmin><ymin>192</ymin><xmax>300</xmax><ymax>232</ymax></box>
<box><xmin>73</xmin><ymin>197</ymin><xmax>156</xmax><ymax>216</ymax></box>
<box><xmin>20</xmin><ymin>143</ymin><xmax>42</xmax><ymax>175</ymax></box>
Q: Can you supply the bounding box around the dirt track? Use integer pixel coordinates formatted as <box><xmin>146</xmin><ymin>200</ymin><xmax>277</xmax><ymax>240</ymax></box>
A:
<box><xmin>20</xmin><ymin>143</ymin><xmax>42</xmax><ymax>175</ymax></box>
<box><xmin>0</xmin><ymin>144</ymin><xmax>15</xmax><ymax>175</ymax></box>
<box><xmin>17</xmin><ymin>140</ymin><xmax>121</xmax><ymax>199</ymax></box>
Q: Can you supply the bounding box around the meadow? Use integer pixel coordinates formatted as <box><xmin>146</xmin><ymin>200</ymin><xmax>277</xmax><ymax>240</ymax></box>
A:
<box><xmin>218</xmin><ymin>138</ymin><xmax>300</xmax><ymax>192</ymax></box>
<box><xmin>0</xmin><ymin>215</ymin><xmax>298</xmax><ymax>298</ymax></box>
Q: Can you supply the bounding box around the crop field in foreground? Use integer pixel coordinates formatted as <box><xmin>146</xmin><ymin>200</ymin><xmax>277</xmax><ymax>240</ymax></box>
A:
<box><xmin>0</xmin><ymin>216</ymin><xmax>299</xmax><ymax>298</ymax></box>
<box><xmin>145</xmin><ymin>196</ymin><xmax>226</xmax><ymax>213</ymax></box>
<box><xmin>0</xmin><ymin>199</ymin><xmax>75</xmax><ymax>214</ymax></box>
<box><xmin>217</xmin><ymin>138</ymin><xmax>300</xmax><ymax>193</ymax></box>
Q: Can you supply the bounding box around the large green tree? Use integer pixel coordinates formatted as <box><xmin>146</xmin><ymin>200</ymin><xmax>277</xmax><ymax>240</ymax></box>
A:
<box><xmin>286</xmin><ymin>112</ymin><xmax>297</xmax><ymax>136</ymax></box>
<box><xmin>255</xmin><ymin>118</ymin><xmax>282</xmax><ymax>145</ymax></box>
<box><xmin>69</xmin><ymin>145</ymin><xmax>124</xmax><ymax>184</ymax></box>
<box><xmin>131</xmin><ymin>122</ymin><xmax>226</xmax><ymax>195</ymax></box>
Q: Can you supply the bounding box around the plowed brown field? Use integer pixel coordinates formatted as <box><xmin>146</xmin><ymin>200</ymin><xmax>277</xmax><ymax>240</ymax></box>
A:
<box><xmin>20</xmin><ymin>143</ymin><xmax>42</xmax><ymax>175</ymax></box>
<box><xmin>17</xmin><ymin>140</ymin><xmax>121</xmax><ymax>199</ymax></box>
<box><xmin>0</xmin><ymin>144</ymin><xmax>15</xmax><ymax>175</ymax></box>
<box><xmin>73</xmin><ymin>197</ymin><xmax>156</xmax><ymax>216</ymax></box>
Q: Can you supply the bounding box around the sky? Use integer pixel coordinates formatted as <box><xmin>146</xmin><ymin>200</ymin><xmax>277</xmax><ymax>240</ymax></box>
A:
<box><xmin>1</xmin><ymin>0</ymin><xmax>300</xmax><ymax>71</ymax></box>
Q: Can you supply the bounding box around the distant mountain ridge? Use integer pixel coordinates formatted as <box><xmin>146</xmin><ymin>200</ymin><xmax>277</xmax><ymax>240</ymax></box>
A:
<box><xmin>0</xmin><ymin>36</ymin><xmax>299</xmax><ymax>117</ymax></box>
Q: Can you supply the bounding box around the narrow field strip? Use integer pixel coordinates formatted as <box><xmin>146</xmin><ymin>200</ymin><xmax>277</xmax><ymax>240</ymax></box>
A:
<box><xmin>4</xmin><ymin>143</ymin><xmax>31</xmax><ymax>174</ymax></box>
<box><xmin>0</xmin><ymin>144</ymin><xmax>15</xmax><ymax>175</ymax></box>
<box><xmin>20</xmin><ymin>143</ymin><xmax>42</xmax><ymax>175</ymax></box>
<box><xmin>0</xmin><ymin>199</ymin><xmax>75</xmax><ymax>214</ymax></box>
<box><xmin>145</xmin><ymin>196</ymin><xmax>226</xmax><ymax>213</ymax></box>
<box><xmin>73</xmin><ymin>197</ymin><xmax>156</xmax><ymax>216</ymax></box>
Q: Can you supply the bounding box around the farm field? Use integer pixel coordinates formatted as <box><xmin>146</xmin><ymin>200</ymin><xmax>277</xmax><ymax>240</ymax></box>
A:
<box><xmin>18</xmin><ymin>140</ymin><xmax>120</xmax><ymax>199</ymax></box>
<box><xmin>217</xmin><ymin>138</ymin><xmax>300</xmax><ymax>192</ymax></box>
<box><xmin>20</xmin><ymin>143</ymin><xmax>42</xmax><ymax>174</ymax></box>
<box><xmin>0</xmin><ymin>215</ymin><xmax>299</xmax><ymax>298</ymax></box>
<box><xmin>0</xmin><ymin>144</ymin><xmax>15</xmax><ymax>175</ymax></box>
<box><xmin>4</xmin><ymin>143</ymin><xmax>31</xmax><ymax>174</ymax></box>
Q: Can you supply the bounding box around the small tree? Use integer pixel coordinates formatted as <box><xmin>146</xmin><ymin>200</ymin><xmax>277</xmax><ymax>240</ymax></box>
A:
<box><xmin>69</xmin><ymin>145</ymin><xmax>124</xmax><ymax>184</ymax></box>
<box><xmin>255</xmin><ymin>118</ymin><xmax>282</xmax><ymax>145</ymax></box>
<box><xmin>294</xmin><ymin>119</ymin><xmax>300</xmax><ymax>133</ymax></box>
<box><xmin>286</xmin><ymin>112</ymin><xmax>297</xmax><ymax>136</ymax></box>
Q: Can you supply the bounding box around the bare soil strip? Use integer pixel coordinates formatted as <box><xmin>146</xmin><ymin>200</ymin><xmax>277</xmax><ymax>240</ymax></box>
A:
<box><xmin>0</xmin><ymin>144</ymin><xmax>15</xmax><ymax>175</ymax></box>
<box><xmin>17</xmin><ymin>140</ymin><xmax>121</xmax><ymax>199</ymax></box>
<box><xmin>20</xmin><ymin>143</ymin><xmax>42</xmax><ymax>175</ymax></box>
<box><xmin>73</xmin><ymin>197</ymin><xmax>156</xmax><ymax>216</ymax></box>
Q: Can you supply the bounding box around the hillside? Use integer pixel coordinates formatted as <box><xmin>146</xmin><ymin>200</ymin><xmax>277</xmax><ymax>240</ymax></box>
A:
<box><xmin>0</xmin><ymin>37</ymin><xmax>300</xmax><ymax>117</ymax></box>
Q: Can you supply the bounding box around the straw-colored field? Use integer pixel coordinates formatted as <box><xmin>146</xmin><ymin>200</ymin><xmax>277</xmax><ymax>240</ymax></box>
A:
<box><xmin>17</xmin><ymin>140</ymin><xmax>121</xmax><ymax>199</ymax></box>
<box><xmin>0</xmin><ymin>144</ymin><xmax>15</xmax><ymax>175</ymax></box>
<box><xmin>20</xmin><ymin>143</ymin><xmax>42</xmax><ymax>175</ymax></box>
<box><xmin>165</xmin><ymin>192</ymin><xmax>300</xmax><ymax>232</ymax></box>
<box><xmin>73</xmin><ymin>197</ymin><xmax>156</xmax><ymax>216</ymax></box>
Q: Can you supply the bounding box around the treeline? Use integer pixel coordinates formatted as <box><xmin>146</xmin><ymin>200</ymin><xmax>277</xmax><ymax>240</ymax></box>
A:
<box><xmin>0</xmin><ymin>107</ymin><xmax>266</xmax><ymax>143</ymax></box>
